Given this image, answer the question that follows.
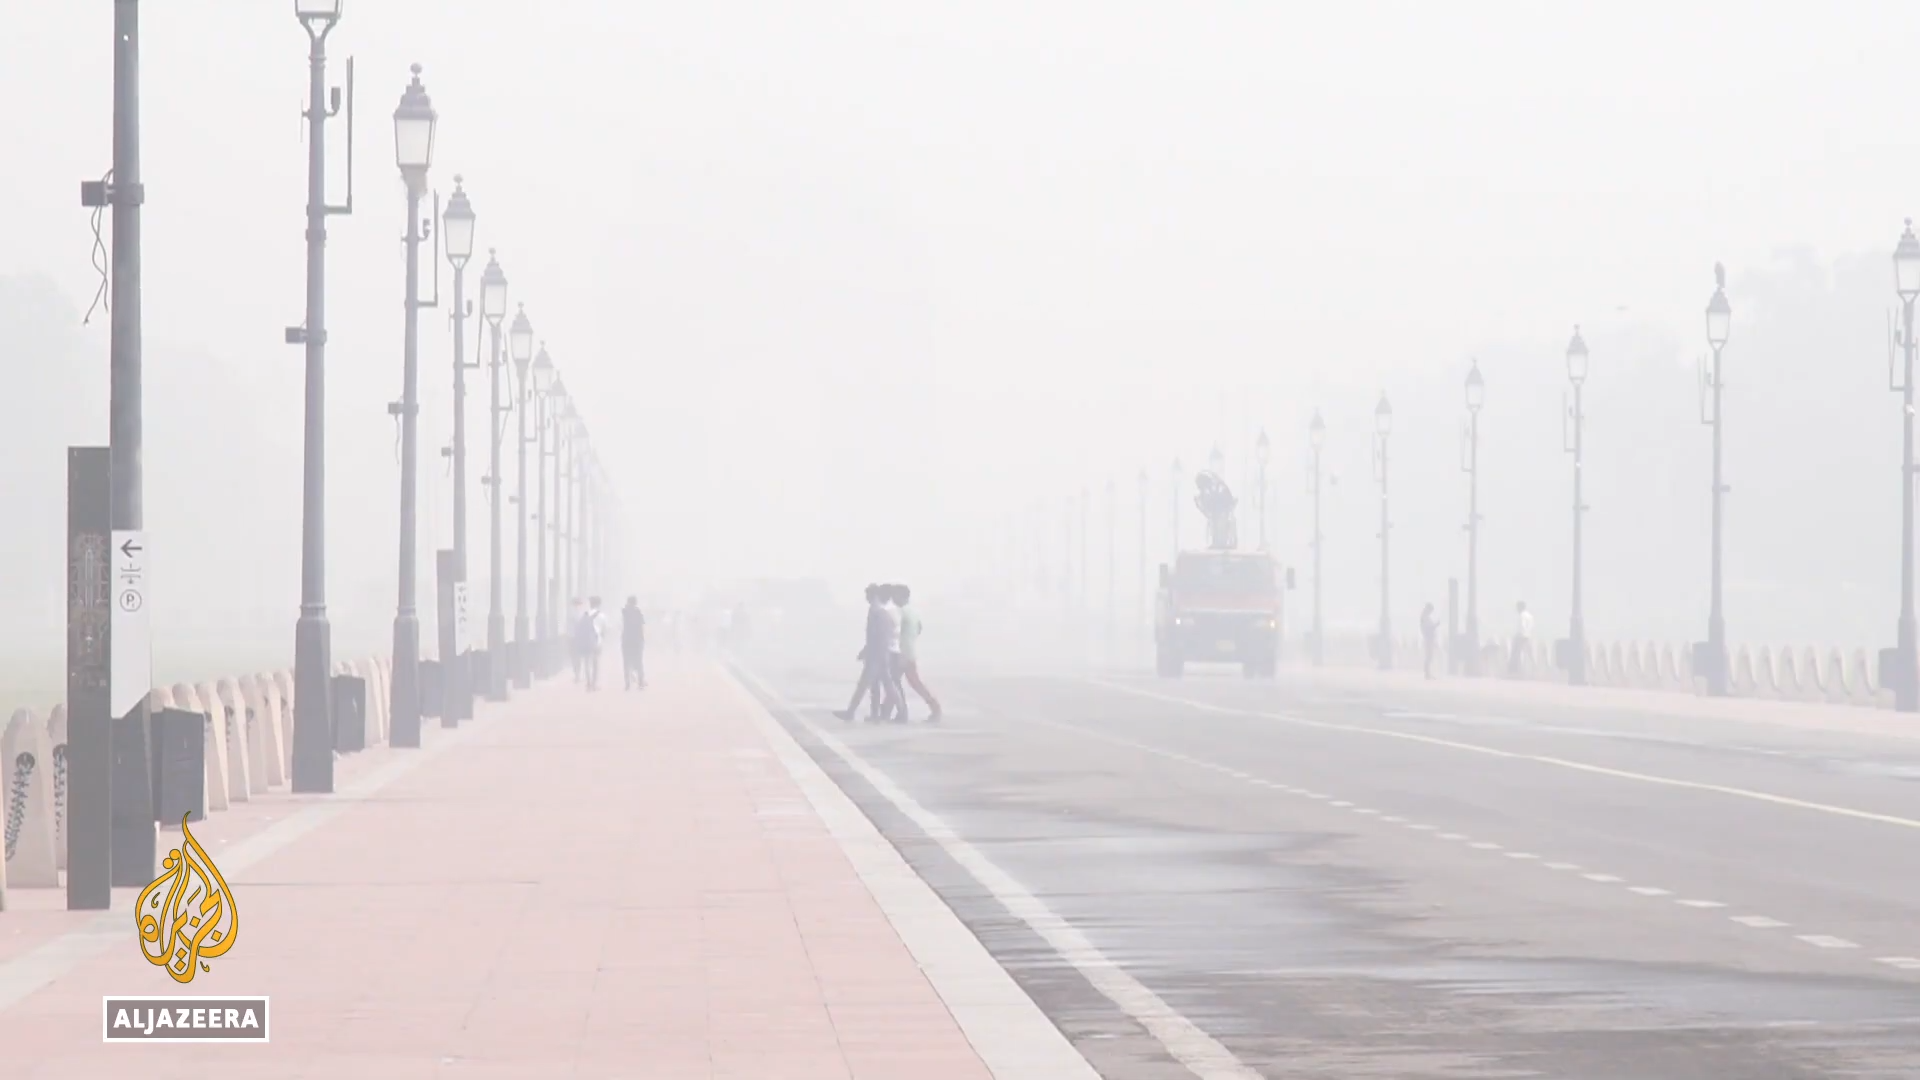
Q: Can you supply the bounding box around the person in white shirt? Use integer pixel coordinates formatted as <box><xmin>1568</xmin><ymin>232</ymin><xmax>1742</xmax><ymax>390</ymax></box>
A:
<box><xmin>1509</xmin><ymin>600</ymin><xmax>1534</xmax><ymax>675</ymax></box>
<box><xmin>578</xmin><ymin>596</ymin><xmax>611</xmax><ymax>691</ymax></box>
<box><xmin>877</xmin><ymin>585</ymin><xmax>908</xmax><ymax>722</ymax></box>
<box><xmin>893</xmin><ymin>584</ymin><xmax>942</xmax><ymax>723</ymax></box>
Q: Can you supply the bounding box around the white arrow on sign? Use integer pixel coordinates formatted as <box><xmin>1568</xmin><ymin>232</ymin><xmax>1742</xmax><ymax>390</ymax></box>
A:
<box><xmin>110</xmin><ymin>529</ymin><xmax>151</xmax><ymax>717</ymax></box>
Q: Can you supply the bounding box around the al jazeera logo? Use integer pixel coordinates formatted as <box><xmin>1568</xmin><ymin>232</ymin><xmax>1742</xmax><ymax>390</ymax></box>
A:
<box><xmin>102</xmin><ymin>815</ymin><xmax>269</xmax><ymax>1043</ymax></box>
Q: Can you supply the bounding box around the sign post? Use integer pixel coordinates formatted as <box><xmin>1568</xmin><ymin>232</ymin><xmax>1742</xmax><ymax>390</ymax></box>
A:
<box><xmin>66</xmin><ymin>447</ymin><xmax>113</xmax><ymax>910</ymax></box>
<box><xmin>109</xmin><ymin>526</ymin><xmax>156</xmax><ymax>887</ymax></box>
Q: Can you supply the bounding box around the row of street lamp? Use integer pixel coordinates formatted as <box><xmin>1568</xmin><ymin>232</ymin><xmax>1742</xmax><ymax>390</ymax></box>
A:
<box><xmin>1108</xmin><ymin>228</ymin><xmax>1920</xmax><ymax>714</ymax></box>
<box><xmin>291</xmin><ymin>2</ymin><xmax>615</xmax><ymax>794</ymax></box>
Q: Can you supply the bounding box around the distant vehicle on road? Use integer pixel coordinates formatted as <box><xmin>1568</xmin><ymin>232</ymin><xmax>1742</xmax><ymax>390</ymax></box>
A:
<box><xmin>1154</xmin><ymin>469</ymin><xmax>1294</xmax><ymax>678</ymax></box>
<box><xmin>1155</xmin><ymin>550</ymin><xmax>1291</xmax><ymax>678</ymax></box>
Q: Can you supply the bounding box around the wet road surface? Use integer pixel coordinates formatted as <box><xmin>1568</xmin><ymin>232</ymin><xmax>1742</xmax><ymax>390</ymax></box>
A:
<box><xmin>732</xmin><ymin>654</ymin><xmax>1920</xmax><ymax>1079</ymax></box>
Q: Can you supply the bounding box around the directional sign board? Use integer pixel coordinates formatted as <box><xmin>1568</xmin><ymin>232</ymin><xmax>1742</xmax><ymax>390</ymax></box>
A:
<box><xmin>453</xmin><ymin>581</ymin><xmax>471</xmax><ymax>654</ymax></box>
<box><xmin>110</xmin><ymin>530</ymin><xmax>151</xmax><ymax>717</ymax></box>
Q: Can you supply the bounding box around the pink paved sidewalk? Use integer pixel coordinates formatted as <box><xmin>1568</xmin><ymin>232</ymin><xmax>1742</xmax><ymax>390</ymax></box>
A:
<box><xmin>0</xmin><ymin>659</ymin><xmax>995</xmax><ymax>1079</ymax></box>
<box><xmin>1290</xmin><ymin>664</ymin><xmax>1920</xmax><ymax>741</ymax></box>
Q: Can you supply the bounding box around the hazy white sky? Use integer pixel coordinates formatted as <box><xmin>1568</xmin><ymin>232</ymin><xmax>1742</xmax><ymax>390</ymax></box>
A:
<box><xmin>4</xmin><ymin>1</ymin><xmax>1919</xmax><ymax>677</ymax></box>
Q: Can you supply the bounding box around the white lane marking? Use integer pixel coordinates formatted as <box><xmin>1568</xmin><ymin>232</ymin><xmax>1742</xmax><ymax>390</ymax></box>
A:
<box><xmin>1877</xmin><ymin>957</ymin><xmax>1920</xmax><ymax>970</ymax></box>
<box><xmin>1381</xmin><ymin>815</ymin><xmax>1405</xmax><ymax>824</ymax></box>
<box><xmin>1505</xmin><ymin>852</ymin><xmax>1539</xmax><ymax>860</ymax></box>
<box><xmin>1304</xmin><ymin>793</ymin><xmax>1329</xmax><ymax>800</ymax></box>
<box><xmin>1330</xmin><ymin>800</ymin><xmax>1354</xmax><ymax>808</ymax></box>
<box><xmin>990</xmin><ymin>698</ymin><xmax>1920</xmax><ymax>984</ymax></box>
<box><xmin>1353</xmin><ymin>808</ymin><xmax>1380</xmax><ymax>816</ymax></box>
<box><xmin>730</xmin><ymin>669</ymin><xmax>1242</xmax><ymax>1079</ymax></box>
<box><xmin>1089</xmin><ymin>680</ymin><xmax>1920</xmax><ymax>834</ymax></box>
<box><xmin>0</xmin><ymin>716</ymin><xmax>476</xmax><ymax>1013</ymax></box>
<box><xmin>1409</xmin><ymin>823</ymin><xmax>1437</xmax><ymax>831</ymax></box>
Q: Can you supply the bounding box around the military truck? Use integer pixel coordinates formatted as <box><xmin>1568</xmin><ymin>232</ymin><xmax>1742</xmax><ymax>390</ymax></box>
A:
<box><xmin>1154</xmin><ymin>470</ymin><xmax>1293</xmax><ymax>678</ymax></box>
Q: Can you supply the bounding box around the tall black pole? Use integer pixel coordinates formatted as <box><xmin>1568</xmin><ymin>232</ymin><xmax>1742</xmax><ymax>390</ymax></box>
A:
<box><xmin>511</xmin><ymin>335</ymin><xmax>532</xmax><ymax>689</ymax></box>
<box><xmin>106</xmin><ymin>0</ymin><xmax>156</xmax><ymax>890</ymax></box>
<box><xmin>1312</xmin><ymin>437</ymin><xmax>1324</xmax><ymax>667</ymax></box>
<box><xmin>1900</xmin><ymin>290</ymin><xmax>1918</xmax><ymax>711</ymax></box>
<box><xmin>291</xmin><ymin>9</ymin><xmax>344</xmax><ymax>793</ymax></box>
<box><xmin>484</xmin><ymin>280</ymin><xmax>507</xmax><ymax>701</ymax></box>
<box><xmin>560</xmin><ymin>421</ymin><xmax>575</xmax><ymax>618</ymax></box>
<box><xmin>1462</xmin><ymin>363</ymin><xmax>1482</xmax><ymax>678</ymax></box>
<box><xmin>389</xmin><ymin>179</ymin><xmax>426</xmax><ymax>746</ymax></box>
<box><xmin>1137</xmin><ymin>469</ymin><xmax>1147</xmax><ymax>640</ymax></box>
<box><xmin>1564</xmin><ymin>329</ymin><xmax>1589</xmax><ymax>688</ymax></box>
<box><xmin>1706</xmin><ymin>340</ymin><xmax>1728</xmax><ymax>696</ymax></box>
<box><xmin>533</xmin><ymin>384</ymin><xmax>550</xmax><ymax>654</ymax></box>
<box><xmin>1465</xmin><ymin>410</ymin><xmax>1480</xmax><ymax>676</ymax></box>
<box><xmin>443</xmin><ymin>248</ymin><xmax>468</xmax><ymax>725</ymax></box>
<box><xmin>1374</xmin><ymin>398</ymin><xmax>1392</xmax><ymax>672</ymax></box>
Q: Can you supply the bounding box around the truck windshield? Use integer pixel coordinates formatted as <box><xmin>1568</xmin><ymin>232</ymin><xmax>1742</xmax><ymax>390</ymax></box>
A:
<box><xmin>1174</xmin><ymin>555</ymin><xmax>1275</xmax><ymax>591</ymax></box>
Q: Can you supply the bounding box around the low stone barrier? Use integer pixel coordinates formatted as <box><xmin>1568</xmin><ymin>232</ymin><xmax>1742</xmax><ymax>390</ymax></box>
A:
<box><xmin>1323</xmin><ymin>634</ymin><xmax>1898</xmax><ymax>708</ymax></box>
<box><xmin>1</xmin><ymin>654</ymin><xmax>394</xmax><ymax>897</ymax></box>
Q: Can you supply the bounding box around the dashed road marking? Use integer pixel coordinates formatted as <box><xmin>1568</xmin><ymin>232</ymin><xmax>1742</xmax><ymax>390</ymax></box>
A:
<box><xmin>984</xmin><ymin>699</ymin><xmax>1920</xmax><ymax>981</ymax></box>
<box><xmin>1090</xmin><ymin>679</ymin><xmax>1920</xmax><ymax>834</ymax></box>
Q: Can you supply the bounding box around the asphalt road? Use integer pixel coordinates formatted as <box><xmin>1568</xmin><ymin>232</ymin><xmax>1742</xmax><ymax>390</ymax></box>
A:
<box><xmin>732</xmin><ymin>648</ymin><xmax>1920</xmax><ymax>1079</ymax></box>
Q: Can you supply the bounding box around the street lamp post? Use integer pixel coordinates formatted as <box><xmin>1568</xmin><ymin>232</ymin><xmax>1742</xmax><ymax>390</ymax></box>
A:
<box><xmin>1105</xmin><ymin>476</ymin><xmax>1116</xmax><ymax>652</ymax></box>
<box><xmin>1137</xmin><ymin>468</ymin><xmax>1148</xmax><ymax>640</ymax></box>
<box><xmin>1891</xmin><ymin>222</ymin><xmax>1920</xmax><ymax>712</ymax></box>
<box><xmin>1563</xmin><ymin>326</ymin><xmax>1590</xmax><ymax>687</ymax></box>
<box><xmin>1373</xmin><ymin>395</ymin><xmax>1393</xmax><ymax>671</ymax></box>
<box><xmin>290</xmin><ymin>0</ymin><xmax>349</xmax><ymax>793</ymax></box>
<box><xmin>1255</xmin><ymin>428</ymin><xmax>1271</xmax><ymax>550</ymax></box>
<box><xmin>440</xmin><ymin>176</ymin><xmax>476</xmax><ymax>726</ymax></box>
<box><xmin>548</xmin><ymin>377</ymin><xmax>569</xmax><ymax>672</ymax></box>
<box><xmin>388</xmin><ymin>64</ymin><xmax>438</xmax><ymax>749</ymax></box>
<box><xmin>531</xmin><ymin>348</ymin><xmax>554</xmax><ymax>666</ymax></box>
<box><xmin>1462</xmin><ymin>361</ymin><xmax>1485</xmax><ymax>676</ymax></box>
<box><xmin>509</xmin><ymin>308</ymin><xmax>534</xmax><ymax>688</ymax></box>
<box><xmin>1703</xmin><ymin>265</ymin><xmax>1732</xmax><ymax>697</ymax></box>
<box><xmin>1309</xmin><ymin>410</ymin><xmax>1325</xmax><ymax>667</ymax></box>
<box><xmin>479</xmin><ymin>250</ymin><xmax>509</xmax><ymax>701</ymax></box>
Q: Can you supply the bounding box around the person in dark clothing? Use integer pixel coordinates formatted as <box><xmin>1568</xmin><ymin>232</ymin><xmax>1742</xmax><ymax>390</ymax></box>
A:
<box><xmin>1419</xmin><ymin>602</ymin><xmax>1440</xmax><ymax>679</ymax></box>
<box><xmin>622</xmin><ymin>596</ymin><xmax>647</xmax><ymax>690</ymax></box>
<box><xmin>834</xmin><ymin>584</ymin><xmax>896</xmax><ymax>722</ymax></box>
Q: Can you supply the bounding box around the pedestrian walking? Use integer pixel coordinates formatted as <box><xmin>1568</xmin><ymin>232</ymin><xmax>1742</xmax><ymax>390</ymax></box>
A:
<box><xmin>1419</xmin><ymin>602</ymin><xmax>1439</xmax><ymax>680</ymax></box>
<box><xmin>894</xmin><ymin>584</ymin><xmax>943</xmax><ymax>722</ymax></box>
<box><xmin>568</xmin><ymin>597</ymin><xmax>586</xmax><ymax>682</ymax></box>
<box><xmin>622</xmin><ymin>596</ymin><xmax>647</xmax><ymax>690</ymax></box>
<box><xmin>1509</xmin><ymin>600</ymin><xmax>1534</xmax><ymax>675</ymax></box>
<box><xmin>835</xmin><ymin>585</ymin><xmax>897</xmax><ymax>722</ymax></box>
<box><xmin>576</xmin><ymin>597</ymin><xmax>609</xmax><ymax>691</ymax></box>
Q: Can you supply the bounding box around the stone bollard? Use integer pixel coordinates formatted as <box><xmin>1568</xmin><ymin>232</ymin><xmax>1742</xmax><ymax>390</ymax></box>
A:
<box><xmin>45</xmin><ymin>705</ymin><xmax>67</xmax><ymax>872</ymax></box>
<box><xmin>206</xmin><ymin>679</ymin><xmax>251</xmax><ymax>803</ymax></box>
<box><xmin>273</xmin><ymin>670</ymin><xmax>296</xmax><ymax>779</ymax></box>
<box><xmin>217</xmin><ymin>678</ymin><xmax>263</xmax><ymax>795</ymax></box>
<box><xmin>240</xmin><ymin>674</ymin><xmax>288</xmax><ymax>789</ymax></box>
<box><xmin>174</xmin><ymin>683</ymin><xmax>229</xmax><ymax>813</ymax></box>
<box><xmin>3</xmin><ymin>708</ymin><xmax>59</xmax><ymax>888</ymax></box>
